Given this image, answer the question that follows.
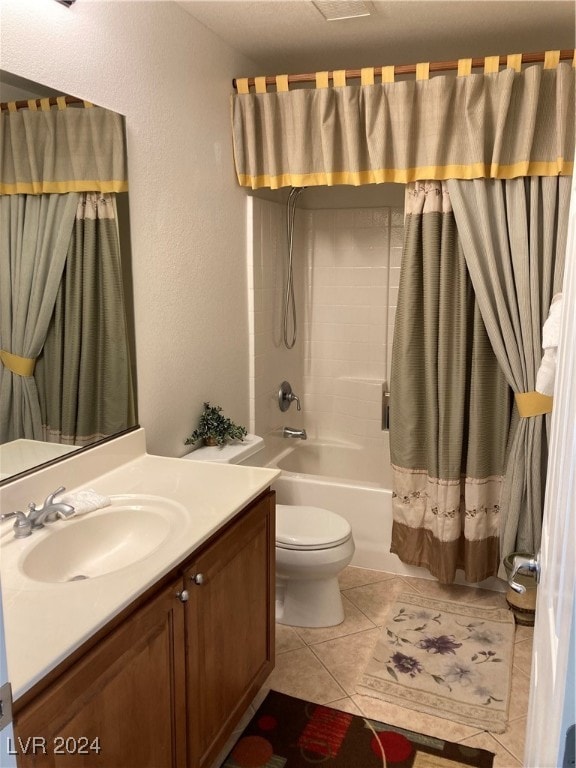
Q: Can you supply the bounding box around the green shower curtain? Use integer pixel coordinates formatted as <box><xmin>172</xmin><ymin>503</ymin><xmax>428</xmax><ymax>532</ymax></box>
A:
<box><xmin>447</xmin><ymin>176</ymin><xmax>569</xmax><ymax>573</ymax></box>
<box><xmin>389</xmin><ymin>181</ymin><xmax>511</xmax><ymax>584</ymax></box>
<box><xmin>35</xmin><ymin>193</ymin><xmax>136</xmax><ymax>445</ymax></box>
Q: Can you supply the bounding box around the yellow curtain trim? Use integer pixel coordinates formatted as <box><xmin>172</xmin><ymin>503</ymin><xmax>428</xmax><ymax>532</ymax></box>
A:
<box><xmin>83</xmin><ymin>100</ymin><xmax>94</xmax><ymax>108</ymax></box>
<box><xmin>515</xmin><ymin>391</ymin><xmax>553</xmax><ymax>417</ymax></box>
<box><xmin>27</xmin><ymin>99</ymin><xmax>38</xmax><ymax>111</ymax></box>
<box><xmin>40</xmin><ymin>98</ymin><xmax>51</xmax><ymax>112</ymax></box>
<box><xmin>458</xmin><ymin>58</ymin><xmax>472</xmax><ymax>77</ymax></box>
<box><xmin>382</xmin><ymin>66</ymin><xmax>395</xmax><ymax>83</ymax></box>
<box><xmin>7</xmin><ymin>101</ymin><xmax>17</xmax><ymax>113</ymax></box>
<box><xmin>333</xmin><ymin>70</ymin><xmax>346</xmax><ymax>87</ymax></box>
<box><xmin>236</xmin><ymin>78</ymin><xmax>250</xmax><ymax>95</ymax></box>
<box><xmin>0</xmin><ymin>350</ymin><xmax>36</xmax><ymax>377</ymax></box>
<box><xmin>0</xmin><ymin>180</ymin><xmax>129</xmax><ymax>195</ymax></box>
<box><xmin>507</xmin><ymin>53</ymin><xmax>522</xmax><ymax>72</ymax></box>
<box><xmin>255</xmin><ymin>76</ymin><xmax>267</xmax><ymax>94</ymax></box>
<box><xmin>484</xmin><ymin>56</ymin><xmax>500</xmax><ymax>74</ymax></box>
<box><xmin>276</xmin><ymin>75</ymin><xmax>289</xmax><ymax>92</ymax></box>
<box><xmin>361</xmin><ymin>67</ymin><xmax>374</xmax><ymax>86</ymax></box>
<box><xmin>416</xmin><ymin>62</ymin><xmax>430</xmax><ymax>81</ymax></box>
<box><xmin>544</xmin><ymin>50</ymin><xmax>560</xmax><ymax>69</ymax></box>
<box><xmin>316</xmin><ymin>71</ymin><xmax>329</xmax><ymax>89</ymax></box>
<box><xmin>56</xmin><ymin>96</ymin><xmax>67</xmax><ymax>110</ymax></box>
<box><xmin>236</xmin><ymin>158</ymin><xmax>574</xmax><ymax>189</ymax></box>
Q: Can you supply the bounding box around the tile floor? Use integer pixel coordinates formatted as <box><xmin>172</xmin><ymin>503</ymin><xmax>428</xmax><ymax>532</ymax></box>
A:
<box><xmin>215</xmin><ymin>566</ymin><xmax>532</xmax><ymax>768</ymax></box>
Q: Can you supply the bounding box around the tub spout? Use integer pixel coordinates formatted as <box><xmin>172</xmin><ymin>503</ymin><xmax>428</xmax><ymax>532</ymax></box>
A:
<box><xmin>282</xmin><ymin>426</ymin><xmax>307</xmax><ymax>440</ymax></box>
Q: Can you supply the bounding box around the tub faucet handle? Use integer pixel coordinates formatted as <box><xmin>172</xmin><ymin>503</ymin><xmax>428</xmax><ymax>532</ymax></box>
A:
<box><xmin>279</xmin><ymin>381</ymin><xmax>301</xmax><ymax>412</ymax></box>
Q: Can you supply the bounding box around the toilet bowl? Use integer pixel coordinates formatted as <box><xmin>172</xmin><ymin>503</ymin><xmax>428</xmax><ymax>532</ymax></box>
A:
<box><xmin>275</xmin><ymin>504</ymin><xmax>354</xmax><ymax>628</ymax></box>
<box><xmin>182</xmin><ymin>439</ymin><xmax>354</xmax><ymax>628</ymax></box>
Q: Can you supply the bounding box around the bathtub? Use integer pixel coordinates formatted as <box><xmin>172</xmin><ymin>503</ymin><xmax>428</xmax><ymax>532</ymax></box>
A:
<box><xmin>241</xmin><ymin>435</ymin><xmax>425</xmax><ymax>576</ymax></box>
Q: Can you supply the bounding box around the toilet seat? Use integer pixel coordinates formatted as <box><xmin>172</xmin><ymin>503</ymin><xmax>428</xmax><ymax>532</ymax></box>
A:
<box><xmin>276</xmin><ymin>504</ymin><xmax>352</xmax><ymax>550</ymax></box>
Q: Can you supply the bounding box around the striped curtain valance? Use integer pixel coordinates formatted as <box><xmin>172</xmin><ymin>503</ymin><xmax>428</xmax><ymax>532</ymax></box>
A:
<box><xmin>0</xmin><ymin>102</ymin><xmax>128</xmax><ymax>195</ymax></box>
<box><xmin>231</xmin><ymin>60</ymin><xmax>575</xmax><ymax>189</ymax></box>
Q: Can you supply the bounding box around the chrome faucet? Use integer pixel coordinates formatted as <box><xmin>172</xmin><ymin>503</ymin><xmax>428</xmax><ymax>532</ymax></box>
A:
<box><xmin>282</xmin><ymin>426</ymin><xmax>307</xmax><ymax>440</ymax></box>
<box><xmin>0</xmin><ymin>486</ymin><xmax>75</xmax><ymax>538</ymax></box>
<box><xmin>27</xmin><ymin>486</ymin><xmax>75</xmax><ymax>528</ymax></box>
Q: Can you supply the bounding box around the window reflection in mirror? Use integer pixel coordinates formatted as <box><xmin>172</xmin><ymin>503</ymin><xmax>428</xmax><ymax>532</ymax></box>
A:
<box><xmin>0</xmin><ymin>70</ymin><xmax>138</xmax><ymax>484</ymax></box>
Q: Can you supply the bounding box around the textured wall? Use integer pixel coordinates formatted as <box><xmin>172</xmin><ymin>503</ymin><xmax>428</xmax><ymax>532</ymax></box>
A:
<box><xmin>0</xmin><ymin>0</ymin><xmax>258</xmax><ymax>457</ymax></box>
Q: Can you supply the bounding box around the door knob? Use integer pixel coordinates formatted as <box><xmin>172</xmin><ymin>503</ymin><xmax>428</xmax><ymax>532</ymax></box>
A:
<box><xmin>508</xmin><ymin>554</ymin><xmax>540</xmax><ymax>594</ymax></box>
<box><xmin>176</xmin><ymin>589</ymin><xmax>189</xmax><ymax>602</ymax></box>
<box><xmin>191</xmin><ymin>573</ymin><xmax>205</xmax><ymax>585</ymax></box>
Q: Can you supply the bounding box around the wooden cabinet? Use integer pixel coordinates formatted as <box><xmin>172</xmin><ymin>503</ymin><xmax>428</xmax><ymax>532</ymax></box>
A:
<box><xmin>13</xmin><ymin>490</ymin><xmax>275</xmax><ymax>768</ymax></box>
<box><xmin>185</xmin><ymin>491</ymin><xmax>275</xmax><ymax>768</ymax></box>
<box><xmin>14</xmin><ymin>578</ymin><xmax>187</xmax><ymax>768</ymax></box>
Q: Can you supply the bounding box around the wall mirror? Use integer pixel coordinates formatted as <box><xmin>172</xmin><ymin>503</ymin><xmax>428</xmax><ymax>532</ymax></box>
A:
<box><xmin>0</xmin><ymin>70</ymin><xmax>138</xmax><ymax>484</ymax></box>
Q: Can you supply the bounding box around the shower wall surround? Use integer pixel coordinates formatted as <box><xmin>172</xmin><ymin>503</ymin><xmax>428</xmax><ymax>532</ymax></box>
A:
<box><xmin>248</xmin><ymin>193</ymin><xmax>404</xmax><ymax>446</ymax></box>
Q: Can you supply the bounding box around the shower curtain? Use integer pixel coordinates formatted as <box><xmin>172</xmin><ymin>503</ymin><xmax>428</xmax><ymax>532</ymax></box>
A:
<box><xmin>389</xmin><ymin>181</ymin><xmax>511</xmax><ymax>584</ymax></box>
<box><xmin>35</xmin><ymin>193</ymin><xmax>136</xmax><ymax>445</ymax></box>
<box><xmin>447</xmin><ymin>176</ymin><xmax>570</xmax><ymax>572</ymax></box>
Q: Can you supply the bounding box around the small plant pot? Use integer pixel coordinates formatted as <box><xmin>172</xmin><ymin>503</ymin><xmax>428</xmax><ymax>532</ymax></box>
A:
<box><xmin>203</xmin><ymin>436</ymin><xmax>219</xmax><ymax>446</ymax></box>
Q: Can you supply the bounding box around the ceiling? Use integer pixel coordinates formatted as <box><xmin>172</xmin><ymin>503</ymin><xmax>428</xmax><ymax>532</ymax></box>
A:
<box><xmin>178</xmin><ymin>0</ymin><xmax>576</xmax><ymax>76</ymax></box>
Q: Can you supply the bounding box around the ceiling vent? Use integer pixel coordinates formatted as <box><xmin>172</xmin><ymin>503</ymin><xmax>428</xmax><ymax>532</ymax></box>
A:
<box><xmin>312</xmin><ymin>0</ymin><xmax>373</xmax><ymax>22</ymax></box>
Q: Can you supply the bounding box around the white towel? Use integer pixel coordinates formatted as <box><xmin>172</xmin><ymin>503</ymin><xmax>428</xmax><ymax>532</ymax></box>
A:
<box><xmin>58</xmin><ymin>489</ymin><xmax>111</xmax><ymax>516</ymax></box>
<box><xmin>535</xmin><ymin>293</ymin><xmax>563</xmax><ymax>397</ymax></box>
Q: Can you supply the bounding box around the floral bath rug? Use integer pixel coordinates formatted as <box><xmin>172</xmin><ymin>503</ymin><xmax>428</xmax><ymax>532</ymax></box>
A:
<box><xmin>357</xmin><ymin>592</ymin><xmax>515</xmax><ymax>734</ymax></box>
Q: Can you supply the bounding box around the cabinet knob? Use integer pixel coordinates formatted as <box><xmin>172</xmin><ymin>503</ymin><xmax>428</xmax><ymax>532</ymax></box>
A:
<box><xmin>191</xmin><ymin>573</ymin><xmax>205</xmax><ymax>586</ymax></box>
<box><xmin>176</xmin><ymin>589</ymin><xmax>189</xmax><ymax>602</ymax></box>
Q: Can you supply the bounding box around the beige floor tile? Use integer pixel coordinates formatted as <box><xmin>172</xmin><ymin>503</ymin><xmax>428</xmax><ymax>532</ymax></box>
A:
<box><xmin>352</xmin><ymin>693</ymin><xmax>484</xmax><ymax>742</ymax></box>
<box><xmin>339</xmin><ymin>565</ymin><xmax>396</xmax><ymax>590</ymax></box>
<box><xmin>293</xmin><ymin>594</ymin><xmax>376</xmax><ymax>645</ymax></box>
<box><xmin>310</xmin><ymin>627</ymin><xmax>380</xmax><ymax>695</ymax></box>
<box><xmin>404</xmin><ymin>576</ymin><xmax>499</xmax><ymax>605</ymax></box>
<box><xmin>265</xmin><ymin>646</ymin><xmax>346</xmax><ymax>704</ymax></box>
<box><xmin>275</xmin><ymin>623</ymin><xmax>306</xmax><ymax>654</ymax></box>
<box><xmin>459</xmin><ymin>731</ymin><xmax>522</xmax><ymax>767</ymax></box>
<box><xmin>513</xmin><ymin>623</ymin><xmax>534</xmax><ymax>643</ymax></box>
<box><xmin>325</xmin><ymin>696</ymin><xmax>364</xmax><ymax>716</ymax></box>
<box><xmin>344</xmin><ymin>576</ymin><xmax>419</xmax><ymax>625</ymax></box>
<box><xmin>493</xmin><ymin>716</ymin><xmax>527</xmax><ymax>763</ymax></box>
<box><xmin>512</xmin><ymin>637</ymin><xmax>534</xmax><ymax>677</ymax></box>
<box><xmin>507</xmin><ymin>666</ymin><xmax>531</xmax><ymax>722</ymax></box>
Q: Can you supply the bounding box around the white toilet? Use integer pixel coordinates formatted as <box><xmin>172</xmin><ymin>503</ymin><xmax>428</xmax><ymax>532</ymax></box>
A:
<box><xmin>275</xmin><ymin>504</ymin><xmax>354</xmax><ymax>627</ymax></box>
<box><xmin>183</xmin><ymin>435</ymin><xmax>355</xmax><ymax>628</ymax></box>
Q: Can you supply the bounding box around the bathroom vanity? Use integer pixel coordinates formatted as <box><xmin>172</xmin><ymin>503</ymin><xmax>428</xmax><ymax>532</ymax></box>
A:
<box><xmin>0</xmin><ymin>429</ymin><xmax>280</xmax><ymax>768</ymax></box>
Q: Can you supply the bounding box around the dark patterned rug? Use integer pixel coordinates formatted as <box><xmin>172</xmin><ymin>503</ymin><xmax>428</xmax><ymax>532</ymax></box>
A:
<box><xmin>221</xmin><ymin>690</ymin><xmax>494</xmax><ymax>767</ymax></box>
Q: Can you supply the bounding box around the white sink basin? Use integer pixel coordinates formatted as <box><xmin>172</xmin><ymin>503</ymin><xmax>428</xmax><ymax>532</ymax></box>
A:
<box><xmin>21</xmin><ymin>495</ymin><xmax>188</xmax><ymax>583</ymax></box>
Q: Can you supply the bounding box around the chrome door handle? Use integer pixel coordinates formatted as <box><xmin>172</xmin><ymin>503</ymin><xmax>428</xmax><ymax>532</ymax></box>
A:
<box><xmin>508</xmin><ymin>554</ymin><xmax>540</xmax><ymax>594</ymax></box>
<box><xmin>191</xmin><ymin>573</ymin><xmax>205</xmax><ymax>585</ymax></box>
<box><xmin>176</xmin><ymin>589</ymin><xmax>189</xmax><ymax>602</ymax></box>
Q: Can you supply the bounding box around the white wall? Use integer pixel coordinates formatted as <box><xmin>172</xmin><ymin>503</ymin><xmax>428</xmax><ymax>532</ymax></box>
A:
<box><xmin>0</xmin><ymin>0</ymin><xmax>258</xmax><ymax>457</ymax></box>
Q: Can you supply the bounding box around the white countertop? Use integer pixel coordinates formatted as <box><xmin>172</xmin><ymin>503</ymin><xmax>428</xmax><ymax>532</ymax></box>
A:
<box><xmin>0</xmin><ymin>429</ymin><xmax>280</xmax><ymax>700</ymax></box>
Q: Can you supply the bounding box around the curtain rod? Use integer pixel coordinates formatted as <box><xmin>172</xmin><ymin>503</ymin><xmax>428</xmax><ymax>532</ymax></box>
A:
<box><xmin>232</xmin><ymin>49</ymin><xmax>575</xmax><ymax>90</ymax></box>
<box><xmin>0</xmin><ymin>95</ymin><xmax>86</xmax><ymax>112</ymax></box>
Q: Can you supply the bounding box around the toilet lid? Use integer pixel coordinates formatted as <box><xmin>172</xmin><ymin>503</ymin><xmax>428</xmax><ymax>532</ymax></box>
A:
<box><xmin>276</xmin><ymin>504</ymin><xmax>352</xmax><ymax>550</ymax></box>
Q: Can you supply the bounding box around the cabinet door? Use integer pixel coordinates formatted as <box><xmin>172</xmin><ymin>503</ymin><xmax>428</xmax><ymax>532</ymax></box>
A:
<box><xmin>14</xmin><ymin>579</ymin><xmax>187</xmax><ymax>768</ymax></box>
<box><xmin>185</xmin><ymin>492</ymin><xmax>275</xmax><ymax>768</ymax></box>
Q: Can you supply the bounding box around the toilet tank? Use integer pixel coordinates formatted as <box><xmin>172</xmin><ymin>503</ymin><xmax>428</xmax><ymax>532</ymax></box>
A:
<box><xmin>182</xmin><ymin>434</ymin><xmax>264</xmax><ymax>464</ymax></box>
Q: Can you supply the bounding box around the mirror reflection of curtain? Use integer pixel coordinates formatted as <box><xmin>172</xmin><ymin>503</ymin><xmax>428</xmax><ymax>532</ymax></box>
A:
<box><xmin>0</xmin><ymin>193</ymin><xmax>79</xmax><ymax>442</ymax></box>
<box><xmin>447</xmin><ymin>176</ymin><xmax>570</xmax><ymax>575</ymax></box>
<box><xmin>35</xmin><ymin>193</ymin><xmax>135</xmax><ymax>445</ymax></box>
<box><xmin>389</xmin><ymin>182</ymin><xmax>511</xmax><ymax>584</ymax></box>
<box><xmin>0</xmin><ymin>99</ymin><xmax>132</xmax><ymax>446</ymax></box>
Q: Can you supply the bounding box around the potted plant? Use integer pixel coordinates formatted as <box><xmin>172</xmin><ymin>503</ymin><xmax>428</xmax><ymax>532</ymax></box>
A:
<box><xmin>185</xmin><ymin>402</ymin><xmax>247</xmax><ymax>447</ymax></box>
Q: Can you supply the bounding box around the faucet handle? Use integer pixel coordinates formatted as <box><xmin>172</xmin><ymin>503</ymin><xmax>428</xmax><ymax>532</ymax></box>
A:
<box><xmin>43</xmin><ymin>486</ymin><xmax>66</xmax><ymax>506</ymax></box>
<box><xmin>0</xmin><ymin>511</ymin><xmax>32</xmax><ymax>538</ymax></box>
<box><xmin>278</xmin><ymin>381</ymin><xmax>302</xmax><ymax>412</ymax></box>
